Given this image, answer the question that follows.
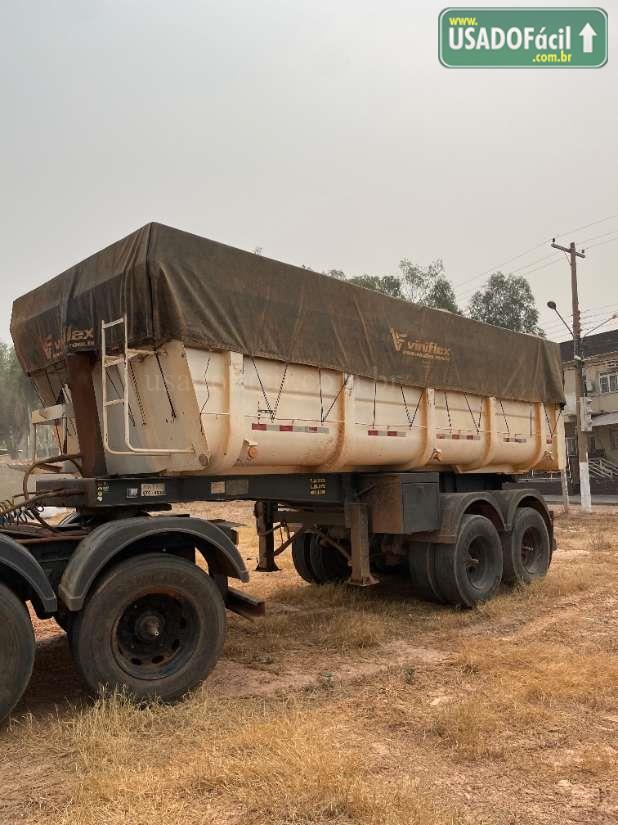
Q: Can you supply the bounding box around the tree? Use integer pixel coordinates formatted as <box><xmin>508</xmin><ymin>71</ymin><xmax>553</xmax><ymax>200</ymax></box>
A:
<box><xmin>0</xmin><ymin>344</ymin><xmax>38</xmax><ymax>458</ymax></box>
<box><xmin>347</xmin><ymin>274</ymin><xmax>404</xmax><ymax>299</ymax></box>
<box><xmin>398</xmin><ymin>258</ymin><xmax>460</xmax><ymax>312</ymax></box>
<box><xmin>325</xmin><ymin>258</ymin><xmax>460</xmax><ymax>311</ymax></box>
<box><xmin>468</xmin><ymin>273</ymin><xmax>543</xmax><ymax>334</ymax></box>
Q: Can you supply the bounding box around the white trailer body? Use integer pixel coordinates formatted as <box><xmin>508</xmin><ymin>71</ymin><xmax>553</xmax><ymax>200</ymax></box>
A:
<box><xmin>84</xmin><ymin>334</ymin><xmax>564</xmax><ymax>478</ymax></box>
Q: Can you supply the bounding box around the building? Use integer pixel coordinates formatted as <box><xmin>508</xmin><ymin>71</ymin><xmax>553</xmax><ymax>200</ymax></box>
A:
<box><xmin>561</xmin><ymin>329</ymin><xmax>618</xmax><ymax>473</ymax></box>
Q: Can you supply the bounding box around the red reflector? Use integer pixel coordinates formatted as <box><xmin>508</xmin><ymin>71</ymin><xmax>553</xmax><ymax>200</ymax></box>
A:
<box><xmin>368</xmin><ymin>429</ymin><xmax>379</xmax><ymax>436</ymax></box>
<box><xmin>279</xmin><ymin>425</ymin><xmax>293</xmax><ymax>432</ymax></box>
<box><xmin>252</xmin><ymin>423</ymin><xmax>267</xmax><ymax>431</ymax></box>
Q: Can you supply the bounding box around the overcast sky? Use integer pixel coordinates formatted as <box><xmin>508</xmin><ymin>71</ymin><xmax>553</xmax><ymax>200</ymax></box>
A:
<box><xmin>1</xmin><ymin>0</ymin><xmax>616</xmax><ymax>343</ymax></box>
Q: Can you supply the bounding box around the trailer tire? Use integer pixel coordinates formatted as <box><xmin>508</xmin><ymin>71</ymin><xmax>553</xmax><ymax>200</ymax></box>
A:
<box><xmin>0</xmin><ymin>583</ymin><xmax>35</xmax><ymax>724</ymax></box>
<box><xmin>70</xmin><ymin>553</ymin><xmax>226</xmax><ymax>702</ymax></box>
<box><xmin>502</xmin><ymin>507</ymin><xmax>551</xmax><ymax>585</ymax></box>
<box><xmin>308</xmin><ymin>534</ymin><xmax>349</xmax><ymax>583</ymax></box>
<box><xmin>435</xmin><ymin>515</ymin><xmax>503</xmax><ymax>607</ymax></box>
<box><xmin>291</xmin><ymin>534</ymin><xmax>318</xmax><ymax>583</ymax></box>
<box><xmin>408</xmin><ymin>541</ymin><xmax>445</xmax><ymax>603</ymax></box>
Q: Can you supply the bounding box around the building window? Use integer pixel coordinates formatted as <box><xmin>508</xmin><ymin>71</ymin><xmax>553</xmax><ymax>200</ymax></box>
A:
<box><xmin>566</xmin><ymin>436</ymin><xmax>576</xmax><ymax>456</ymax></box>
<box><xmin>611</xmin><ymin>429</ymin><xmax>618</xmax><ymax>450</ymax></box>
<box><xmin>599</xmin><ymin>372</ymin><xmax>618</xmax><ymax>393</ymax></box>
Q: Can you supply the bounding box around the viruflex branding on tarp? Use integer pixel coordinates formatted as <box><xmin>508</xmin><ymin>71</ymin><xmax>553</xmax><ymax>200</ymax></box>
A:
<box><xmin>439</xmin><ymin>7</ymin><xmax>608</xmax><ymax>68</ymax></box>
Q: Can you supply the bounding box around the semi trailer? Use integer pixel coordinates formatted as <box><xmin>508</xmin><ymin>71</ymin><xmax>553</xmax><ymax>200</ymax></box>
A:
<box><xmin>1</xmin><ymin>223</ymin><xmax>565</xmax><ymax>723</ymax></box>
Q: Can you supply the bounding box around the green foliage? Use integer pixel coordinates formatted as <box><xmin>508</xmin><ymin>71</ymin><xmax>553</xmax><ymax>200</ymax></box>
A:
<box><xmin>399</xmin><ymin>258</ymin><xmax>459</xmax><ymax>312</ymax></box>
<box><xmin>468</xmin><ymin>273</ymin><xmax>543</xmax><ymax>334</ymax></box>
<box><xmin>0</xmin><ymin>344</ymin><xmax>37</xmax><ymax>457</ymax></box>
<box><xmin>325</xmin><ymin>258</ymin><xmax>460</xmax><ymax>312</ymax></box>
<box><xmin>347</xmin><ymin>274</ymin><xmax>404</xmax><ymax>299</ymax></box>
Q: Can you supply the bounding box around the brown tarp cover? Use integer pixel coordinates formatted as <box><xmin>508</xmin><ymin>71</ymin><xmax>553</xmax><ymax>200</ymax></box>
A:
<box><xmin>10</xmin><ymin>222</ymin><xmax>564</xmax><ymax>404</ymax></box>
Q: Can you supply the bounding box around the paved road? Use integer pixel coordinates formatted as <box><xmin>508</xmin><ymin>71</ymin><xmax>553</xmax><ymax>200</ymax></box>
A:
<box><xmin>545</xmin><ymin>494</ymin><xmax>618</xmax><ymax>505</ymax></box>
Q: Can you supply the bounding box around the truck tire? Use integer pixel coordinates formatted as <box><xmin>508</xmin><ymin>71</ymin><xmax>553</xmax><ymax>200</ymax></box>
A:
<box><xmin>308</xmin><ymin>534</ymin><xmax>349</xmax><ymax>583</ymax></box>
<box><xmin>291</xmin><ymin>533</ymin><xmax>317</xmax><ymax>583</ymax></box>
<box><xmin>502</xmin><ymin>507</ymin><xmax>551</xmax><ymax>585</ymax></box>
<box><xmin>435</xmin><ymin>515</ymin><xmax>503</xmax><ymax>607</ymax></box>
<box><xmin>408</xmin><ymin>541</ymin><xmax>445</xmax><ymax>603</ymax></box>
<box><xmin>70</xmin><ymin>553</ymin><xmax>226</xmax><ymax>702</ymax></box>
<box><xmin>0</xmin><ymin>583</ymin><xmax>35</xmax><ymax>724</ymax></box>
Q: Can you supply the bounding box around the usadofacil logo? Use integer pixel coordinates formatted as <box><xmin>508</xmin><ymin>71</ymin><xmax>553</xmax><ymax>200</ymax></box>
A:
<box><xmin>439</xmin><ymin>7</ymin><xmax>608</xmax><ymax>68</ymax></box>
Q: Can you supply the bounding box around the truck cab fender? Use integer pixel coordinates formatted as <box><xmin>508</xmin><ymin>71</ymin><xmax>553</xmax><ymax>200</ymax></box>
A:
<box><xmin>58</xmin><ymin>516</ymin><xmax>249</xmax><ymax>612</ymax></box>
<box><xmin>415</xmin><ymin>492</ymin><xmax>506</xmax><ymax>544</ymax></box>
<box><xmin>0</xmin><ymin>534</ymin><xmax>57</xmax><ymax>617</ymax></box>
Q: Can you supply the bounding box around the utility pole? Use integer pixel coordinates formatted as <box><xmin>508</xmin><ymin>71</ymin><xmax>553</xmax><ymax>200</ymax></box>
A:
<box><xmin>550</xmin><ymin>239</ymin><xmax>591</xmax><ymax>513</ymax></box>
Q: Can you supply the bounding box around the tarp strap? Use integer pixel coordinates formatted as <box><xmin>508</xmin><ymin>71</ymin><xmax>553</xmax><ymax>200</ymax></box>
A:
<box><xmin>543</xmin><ymin>403</ymin><xmax>563</xmax><ymax>437</ymax></box>
<box><xmin>463</xmin><ymin>392</ymin><xmax>480</xmax><ymax>434</ymax></box>
<box><xmin>401</xmin><ymin>386</ymin><xmax>425</xmax><ymax>429</ymax></box>
<box><xmin>199</xmin><ymin>354</ymin><xmax>213</xmax><ymax>415</ymax></box>
<box><xmin>272</xmin><ymin>363</ymin><xmax>289</xmax><ymax>419</ymax></box>
<box><xmin>372</xmin><ymin>381</ymin><xmax>378</xmax><ymax>427</ymax></box>
<box><xmin>321</xmin><ymin>373</ymin><xmax>350</xmax><ymax>423</ymax></box>
<box><xmin>499</xmin><ymin>399</ymin><xmax>510</xmax><ymax>434</ymax></box>
<box><xmin>251</xmin><ymin>356</ymin><xmax>275</xmax><ymax>420</ymax></box>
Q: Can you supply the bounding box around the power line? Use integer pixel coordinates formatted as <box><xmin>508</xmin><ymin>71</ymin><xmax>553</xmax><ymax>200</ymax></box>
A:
<box><xmin>453</xmin><ymin>214</ymin><xmax>617</xmax><ymax>295</ymax></box>
<box><xmin>577</xmin><ymin>228</ymin><xmax>618</xmax><ymax>246</ymax></box>
<box><xmin>553</xmin><ymin>213</ymin><xmax>618</xmax><ymax>240</ymax></box>
<box><xmin>584</xmin><ymin>235</ymin><xmax>618</xmax><ymax>252</ymax></box>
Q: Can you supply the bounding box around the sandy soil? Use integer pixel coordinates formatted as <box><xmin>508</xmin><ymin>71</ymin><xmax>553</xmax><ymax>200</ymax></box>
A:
<box><xmin>0</xmin><ymin>502</ymin><xmax>616</xmax><ymax>825</ymax></box>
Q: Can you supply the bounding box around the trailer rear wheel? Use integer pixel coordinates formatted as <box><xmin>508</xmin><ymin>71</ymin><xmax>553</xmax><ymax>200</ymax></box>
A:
<box><xmin>408</xmin><ymin>541</ymin><xmax>445</xmax><ymax>603</ymax></box>
<box><xmin>291</xmin><ymin>533</ymin><xmax>318</xmax><ymax>583</ymax></box>
<box><xmin>308</xmin><ymin>534</ymin><xmax>349</xmax><ymax>583</ymax></box>
<box><xmin>435</xmin><ymin>515</ymin><xmax>503</xmax><ymax>607</ymax></box>
<box><xmin>0</xmin><ymin>583</ymin><xmax>35</xmax><ymax>724</ymax></box>
<box><xmin>502</xmin><ymin>507</ymin><xmax>551</xmax><ymax>585</ymax></box>
<box><xmin>70</xmin><ymin>553</ymin><xmax>226</xmax><ymax>702</ymax></box>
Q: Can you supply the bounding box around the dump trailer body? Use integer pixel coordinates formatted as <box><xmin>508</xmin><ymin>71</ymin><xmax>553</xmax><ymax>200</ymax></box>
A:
<box><xmin>1</xmin><ymin>224</ymin><xmax>566</xmax><ymax>725</ymax></box>
<box><xmin>10</xmin><ymin>222</ymin><xmax>565</xmax><ymax>478</ymax></box>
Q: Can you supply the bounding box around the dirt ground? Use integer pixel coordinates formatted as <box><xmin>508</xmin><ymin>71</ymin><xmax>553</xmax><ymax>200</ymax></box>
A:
<box><xmin>1</xmin><ymin>503</ymin><xmax>617</xmax><ymax>825</ymax></box>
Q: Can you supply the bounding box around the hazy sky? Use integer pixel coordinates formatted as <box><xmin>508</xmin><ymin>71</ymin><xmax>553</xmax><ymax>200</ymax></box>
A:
<box><xmin>1</xmin><ymin>0</ymin><xmax>616</xmax><ymax>343</ymax></box>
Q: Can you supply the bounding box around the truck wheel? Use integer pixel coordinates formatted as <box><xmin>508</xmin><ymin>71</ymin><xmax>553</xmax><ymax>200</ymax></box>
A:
<box><xmin>435</xmin><ymin>515</ymin><xmax>503</xmax><ymax>607</ymax></box>
<box><xmin>308</xmin><ymin>534</ymin><xmax>349</xmax><ymax>583</ymax></box>
<box><xmin>70</xmin><ymin>553</ymin><xmax>226</xmax><ymax>702</ymax></box>
<box><xmin>0</xmin><ymin>583</ymin><xmax>35</xmax><ymax>724</ymax></box>
<box><xmin>502</xmin><ymin>507</ymin><xmax>551</xmax><ymax>585</ymax></box>
<box><xmin>408</xmin><ymin>541</ymin><xmax>445</xmax><ymax>603</ymax></box>
<box><xmin>291</xmin><ymin>533</ymin><xmax>318</xmax><ymax>583</ymax></box>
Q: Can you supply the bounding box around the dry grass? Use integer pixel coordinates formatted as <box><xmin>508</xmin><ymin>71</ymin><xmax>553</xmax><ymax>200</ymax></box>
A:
<box><xmin>23</xmin><ymin>690</ymin><xmax>456</xmax><ymax>825</ymax></box>
<box><xmin>424</xmin><ymin>640</ymin><xmax>618</xmax><ymax>761</ymax></box>
<box><xmin>3</xmin><ymin>505</ymin><xmax>618</xmax><ymax>825</ymax></box>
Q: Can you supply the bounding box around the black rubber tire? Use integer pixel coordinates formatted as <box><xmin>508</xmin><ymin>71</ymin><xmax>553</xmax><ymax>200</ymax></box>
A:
<box><xmin>291</xmin><ymin>533</ymin><xmax>318</xmax><ymax>583</ymax></box>
<box><xmin>70</xmin><ymin>553</ymin><xmax>226</xmax><ymax>702</ymax></box>
<box><xmin>435</xmin><ymin>515</ymin><xmax>503</xmax><ymax>608</ymax></box>
<box><xmin>408</xmin><ymin>541</ymin><xmax>446</xmax><ymax>603</ymax></box>
<box><xmin>308</xmin><ymin>534</ymin><xmax>349</xmax><ymax>583</ymax></box>
<box><xmin>502</xmin><ymin>507</ymin><xmax>551</xmax><ymax>585</ymax></box>
<box><xmin>0</xmin><ymin>583</ymin><xmax>35</xmax><ymax>724</ymax></box>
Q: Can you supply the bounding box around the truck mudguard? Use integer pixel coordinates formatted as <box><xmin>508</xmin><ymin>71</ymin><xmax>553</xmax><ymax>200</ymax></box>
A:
<box><xmin>492</xmin><ymin>488</ymin><xmax>553</xmax><ymax>536</ymax></box>
<box><xmin>416</xmin><ymin>492</ymin><xmax>507</xmax><ymax>544</ymax></box>
<box><xmin>59</xmin><ymin>516</ymin><xmax>249</xmax><ymax>612</ymax></box>
<box><xmin>0</xmin><ymin>534</ymin><xmax>57</xmax><ymax>615</ymax></box>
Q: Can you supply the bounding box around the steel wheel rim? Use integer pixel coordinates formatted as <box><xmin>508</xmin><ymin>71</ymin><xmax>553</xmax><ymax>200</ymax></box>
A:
<box><xmin>521</xmin><ymin>527</ymin><xmax>543</xmax><ymax>574</ymax></box>
<box><xmin>112</xmin><ymin>589</ymin><xmax>199</xmax><ymax>681</ymax></box>
<box><xmin>464</xmin><ymin>536</ymin><xmax>493</xmax><ymax>590</ymax></box>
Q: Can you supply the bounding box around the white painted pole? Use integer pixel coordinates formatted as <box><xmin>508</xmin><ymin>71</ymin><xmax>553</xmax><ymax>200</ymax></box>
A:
<box><xmin>579</xmin><ymin>460</ymin><xmax>592</xmax><ymax>513</ymax></box>
<box><xmin>560</xmin><ymin>467</ymin><xmax>570</xmax><ymax>514</ymax></box>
